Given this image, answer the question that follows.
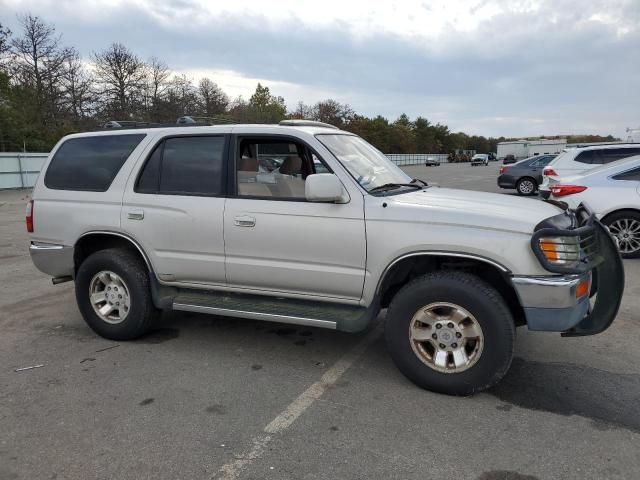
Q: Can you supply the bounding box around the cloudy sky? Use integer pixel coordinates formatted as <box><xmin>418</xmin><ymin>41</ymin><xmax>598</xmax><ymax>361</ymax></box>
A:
<box><xmin>2</xmin><ymin>0</ymin><xmax>639</xmax><ymax>137</ymax></box>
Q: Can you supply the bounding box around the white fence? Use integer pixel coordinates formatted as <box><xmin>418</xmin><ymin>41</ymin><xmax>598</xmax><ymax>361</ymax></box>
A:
<box><xmin>0</xmin><ymin>153</ymin><xmax>48</xmax><ymax>189</ymax></box>
<box><xmin>386</xmin><ymin>153</ymin><xmax>449</xmax><ymax>166</ymax></box>
<box><xmin>0</xmin><ymin>151</ymin><xmax>447</xmax><ymax>190</ymax></box>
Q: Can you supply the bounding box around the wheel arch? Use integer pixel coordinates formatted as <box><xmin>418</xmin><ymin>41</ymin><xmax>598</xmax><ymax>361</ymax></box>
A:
<box><xmin>74</xmin><ymin>231</ymin><xmax>175</xmax><ymax>309</ymax></box>
<box><xmin>376</xmin><ymin>252</ymin><xmax>526</xmax><ymax>326</ymax></box>
<box><xmin>74</xmin><ymin>231</ymin><xmax>155</xmax><ymax>277</ymax></box>
<box><xmin>600</xmin><ymin>207</ymin><xmax>640</xmax><ymax>224</ymax></box>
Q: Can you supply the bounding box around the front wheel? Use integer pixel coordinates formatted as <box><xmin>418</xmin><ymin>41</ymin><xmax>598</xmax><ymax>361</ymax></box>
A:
<box><xmin>75</xmin><ymin>248</ymin><xmax>159</xmax><ymax>340</ymax></box>
<box><xmin>385</xmin><ymin>271</ymin><xmax>515</xmax><ymax>395</ymax></box>
<box><xmin>603</xmin><ymin>210</ymin><xmax>640</xmax><ymax>258</ymax></box>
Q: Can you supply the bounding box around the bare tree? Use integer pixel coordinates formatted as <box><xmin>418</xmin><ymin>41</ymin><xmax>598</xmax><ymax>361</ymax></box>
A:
<box><xmin>10</xmin><ymin>14</ymin><xmax>71</xmax><ymax>122</ymax></box>
<box><xmin>61</xmin><ymin>48</ymin><xmax>93</xmax><ymax>120</ymax></box>
<box><xmin>92</xmin><ymin>42</ymin><xmax>146</xmax><ymax>119</ymax></box>
<box><xmin>145</xmin><ymin>56</ymin><xmax>170</xmax><ymax>119</ymax></box>
<box><xmin>197</xmin><ymin>78</ymin><xmax>228</xmax><ymax>116</ymax></box>
<box><xmin>0</xmin><ymin>23</ymin><xmax>10</xmax><ymax>69</ymax></box>
<box><xmin>166</xmin><ymin>74</ymin><xmax>198</xmax><ymax>116</ymax></box>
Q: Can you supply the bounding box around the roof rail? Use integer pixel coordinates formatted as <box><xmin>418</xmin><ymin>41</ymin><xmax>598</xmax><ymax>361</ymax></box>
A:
<box><xmin>177</xmin><ymin>115</ymin><xmax>237</xmax><ymax>125</ymax></box>
<box><xmin>279</xmin><ymin>119</ymin><xmax>339</xmax><ymax>130</ymax></box>
<box><xmin>99</xmin><ymin>115</ymin><xmax>237</xmax><ymax>131</ymax></box>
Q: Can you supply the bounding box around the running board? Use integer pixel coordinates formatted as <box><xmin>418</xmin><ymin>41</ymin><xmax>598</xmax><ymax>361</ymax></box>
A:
<box><xmin>172</xmin><ymin>290</ymin><xmax>371</xmax><ymax>331</ymax></box>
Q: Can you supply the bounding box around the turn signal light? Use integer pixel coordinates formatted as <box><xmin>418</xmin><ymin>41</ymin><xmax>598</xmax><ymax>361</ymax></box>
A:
<box><xmin>575</xmin><ymin>278</ymin><xmax>590</xmax><ymax>299</ymax></box>
<box><xmin>26</xmin><ymin>200</ymin><xmax>34</xmax><ymax>233</ymax></box>
<box><xmin>549</xmin><ymin>185</ymin><xmax>588</xmax><ymax>197</ymax></box>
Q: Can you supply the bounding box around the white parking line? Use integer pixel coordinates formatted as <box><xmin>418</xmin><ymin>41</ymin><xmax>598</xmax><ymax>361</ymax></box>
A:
<box><xmin>211</xmin><ymin>324</ymin><xmax>383</xmax><ymax>480</ymax></box>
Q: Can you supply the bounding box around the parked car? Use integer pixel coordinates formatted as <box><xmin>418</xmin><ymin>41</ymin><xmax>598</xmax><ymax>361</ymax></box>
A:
<box><xmin>549</xmin><ymin>155</ymin><xmax>640</xmax><ymax>258</ymax></box>
<box><xmin>424</xmin><ymin>157</ymin><xmax>441</xmax><ymax>167</ymax></box>
<box><xmin>470</xmin><ymin>154</ymin><xmax>489</xmax><ymax>166</ymax></box>
<box><xmin>540</xmin><ymin>144</ymin><xmax>640</xmax><ymax>199</ymax></box>
<box><xmin>497</xmin><ymin>155</ymin><xmax>556</xmax><ymax>195</ymax></box>
<box><xmin>502</xmin><ymin>154</ymin><xmax>517</xmax><ymax>165</ymax></box>
<box><xmin>28</xmin><ymin>119</ymin><xmax>623</xmax><ymax>396</ymax></box>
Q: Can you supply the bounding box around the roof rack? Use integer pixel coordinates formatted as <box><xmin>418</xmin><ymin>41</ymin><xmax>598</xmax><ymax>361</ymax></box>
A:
<box><xmin>100</xmin><ymin>115</ymin><xmax>237</xmax><ymax>130</ymax></box>
<box><xmin>279</xmin><ymin>120</ymin><xmax>339</xmax><ymax>130</ymax></box>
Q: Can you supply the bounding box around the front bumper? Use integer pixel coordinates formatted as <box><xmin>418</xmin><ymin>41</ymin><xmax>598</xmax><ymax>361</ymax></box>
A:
<box><xmin>512</xmin><ymin>274</ymin><xmax>591</xmax><ymax>331</ymax></box>
<box><xmin>30</xmin><ymin>242</ymin><xmax>74</xmax><ymax>278</ymax></box>
<box><xmin>511</xmin><ymin>214</ymin><xmax>624</xmax><ymax>335</ymax></box>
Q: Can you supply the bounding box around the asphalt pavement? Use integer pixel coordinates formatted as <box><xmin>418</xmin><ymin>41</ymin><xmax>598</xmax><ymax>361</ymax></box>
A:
<box><xmin>1</xmin><ymin>162</ymin><xmax>639</xmax><ymax>480</ymax></box>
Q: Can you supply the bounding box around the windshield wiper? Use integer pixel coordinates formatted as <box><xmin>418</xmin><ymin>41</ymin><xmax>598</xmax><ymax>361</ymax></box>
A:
<box><xmin>410</xmin><ymin>178</ymin><xmax>429</xmax><ymax>187</ymax></box>
<box><xmin>368</xmin><ymin>183</ymin><xmax>423</xmax><ymax>194</ymax></box>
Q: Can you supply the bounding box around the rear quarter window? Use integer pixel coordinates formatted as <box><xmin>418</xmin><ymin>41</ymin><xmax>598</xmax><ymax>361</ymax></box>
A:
<box><xmin>45</xmin><ymin>134</ymin><xmax>145</xmax><ymax>191</ymax></box>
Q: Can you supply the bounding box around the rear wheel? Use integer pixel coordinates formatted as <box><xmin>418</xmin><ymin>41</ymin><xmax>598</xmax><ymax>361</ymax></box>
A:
<box><xmin>385</xmin><ymin>271</ymin><xmax>515</xmax><ymax>395</ymax></box>
<box><xmin>75</xmin><ymin>248</ymin><xmax>159</xmax><ymax>340</ymax></box>
<box><xmin>603</xmin><ymin>210</ymin><xmax>640</xmax><ymax>258</ymax></box>
<box><xmin>516</xmin><ymin>177</ymin><xmax>537</xmax><ymax>196</ymax></box>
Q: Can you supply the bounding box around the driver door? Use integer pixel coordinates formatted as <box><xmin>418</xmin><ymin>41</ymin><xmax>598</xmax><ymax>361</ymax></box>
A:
<box><xmin>223</xmin><ymin>135</ymin><xmax>366</xmax><ymax>301</ymax></box>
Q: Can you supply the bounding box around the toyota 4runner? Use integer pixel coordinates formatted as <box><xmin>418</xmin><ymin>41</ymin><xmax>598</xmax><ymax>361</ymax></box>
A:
<box><xmin>28</xmin><ymin>120</ymin><xmax>624</xmax><ymax>395</ymax></box>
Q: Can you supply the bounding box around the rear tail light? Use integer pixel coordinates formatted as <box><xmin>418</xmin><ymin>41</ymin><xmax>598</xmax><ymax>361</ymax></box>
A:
<box><xmin>26</xmin><ymin>200</ymin><xmax>34</xmax><ymax>233</ymax></box>
<box><xmin>543</xmin><ymin>168</ymin><xmax>558</xmax><ymax>177</ymax></box>
<box><xmin>550</xmin><ymin>185</ymin><xmax>588</xmax><ymax>197</ymax></box>
<box><xmin>499</xmin><ymin>166</ymin><xmax>507</xmax><ymax>174</ymax></box>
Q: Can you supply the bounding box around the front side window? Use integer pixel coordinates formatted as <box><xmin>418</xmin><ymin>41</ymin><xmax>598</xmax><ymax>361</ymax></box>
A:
<box><xmin>316</xmin><ymin>134</ymin><xmax>411</xmax><ymax>192</ymax></box>
<box><xmin>235</xmin><ymin>138</ymin><xmax>329</xmax><ymax>199</ymax></box>
<box><xmin>45</xmin><ymin>134</ymin><xmax>145</xmax><ymax>191</ymax></box>
<box><xmin>135</xmin><ymin>135</ymin><xmax>225</xmax><ymax>196</ymax></box>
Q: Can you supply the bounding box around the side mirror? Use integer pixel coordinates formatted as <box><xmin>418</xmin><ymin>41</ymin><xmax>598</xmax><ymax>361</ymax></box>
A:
<box><xmin>305</xmin><ymin>173</ymin><xmax>348</xmax><ymax>203</ymax></box>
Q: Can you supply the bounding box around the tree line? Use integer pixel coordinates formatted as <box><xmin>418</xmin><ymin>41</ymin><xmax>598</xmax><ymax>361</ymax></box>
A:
<box><xmin>0</xmin><ymin>14</ymin><xmax>618</xmax><ymax>153</ymax></box>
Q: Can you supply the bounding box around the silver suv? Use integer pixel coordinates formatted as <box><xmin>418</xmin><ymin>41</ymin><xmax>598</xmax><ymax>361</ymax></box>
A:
<box><xmin>28</xmin><ymin>120</ymin><xmax>624</xmax><ymax>395</ymax></box>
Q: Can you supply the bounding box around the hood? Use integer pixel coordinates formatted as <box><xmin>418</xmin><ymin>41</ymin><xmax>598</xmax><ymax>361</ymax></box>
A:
<box><xmin>387</xmin><ymin>187</ymin><xmax>564</xmax><ymax>234</ymax></box>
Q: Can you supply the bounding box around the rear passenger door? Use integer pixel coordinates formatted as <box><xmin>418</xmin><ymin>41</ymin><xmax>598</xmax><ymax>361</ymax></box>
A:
<box><xmin>122</xmin><ymin>134</ymin><xmax>229</xmax><ymax>286</ymax></box>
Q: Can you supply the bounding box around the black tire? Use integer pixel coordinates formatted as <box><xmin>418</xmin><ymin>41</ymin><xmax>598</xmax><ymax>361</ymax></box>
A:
<box><xmin>602</xmin><ymin>210</ymin><xmax>640</xmax><ymax>259</ymax></box>
<box><xmin>385</xmin><ymin>271</ymin><xmax>515</xmax><ymax>396</ymax></box>
<box><xmin>75</xmin><ymin>248</ymin><xmax>159</xmax><ymax>340</ymax></box>
<box><xmin>516</xmin><ymin>177</ymin><xmax>537</xmax><ymax>196</ymax></box>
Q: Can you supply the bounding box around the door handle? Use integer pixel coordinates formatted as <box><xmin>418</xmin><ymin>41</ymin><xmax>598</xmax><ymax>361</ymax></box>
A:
<box><xmin>234</xmin><ymin>215</ymin><xmax>256</xmax><ymax>227</ymax></box>
<box><xmin>127</xmin><ymin>209</ymin><xmax>144</xmax><ymax>220</ymax></box>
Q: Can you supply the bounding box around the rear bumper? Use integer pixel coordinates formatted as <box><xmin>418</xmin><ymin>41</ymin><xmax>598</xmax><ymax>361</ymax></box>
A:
<box><xmin>512</xmin><ymin>273</ymin><xmax>591</xmax><ymax>331</ymax></box>
<box><xmin>29</xmin><ymin>242</ymin><xmax>74</xmax><ymax>277</ymax></box>
<box><xmin>497</xmin><ymin>175</ymin><xmax>515</xmax><ymax>189</ymax></box>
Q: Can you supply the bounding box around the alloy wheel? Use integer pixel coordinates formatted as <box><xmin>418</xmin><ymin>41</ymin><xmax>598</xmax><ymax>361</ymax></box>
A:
<box><xmin>409</xmin><ymin>302</ymin><xmax>484</xmax><ymax>373</ymax></box>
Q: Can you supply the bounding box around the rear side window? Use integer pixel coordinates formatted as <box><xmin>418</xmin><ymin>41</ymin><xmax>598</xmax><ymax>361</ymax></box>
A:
<box><xmin>45</xmin><ymin>134</ymin><xmax>145</xmax><ymax>191</ymax></box>
<box><xmin>574</xmin><ymin>150</ymin><xmax>597</xmax><ymax>164</ymax></box>
<box><xmin>612</xmin><ymin>166</ymin><xmax>640</xmax><ymax>181</ymax></box>
<box><xmin>136</xmin><ymin>136</ymin><xmax>225</xmax><ymax>196</ymax></box>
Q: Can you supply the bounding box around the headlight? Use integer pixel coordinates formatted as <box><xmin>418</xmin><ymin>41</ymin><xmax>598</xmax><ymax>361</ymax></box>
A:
<box><xmin>537</xmin><ymin>236</ymin><xmax>580</xmax><ymax>266</ymax></box>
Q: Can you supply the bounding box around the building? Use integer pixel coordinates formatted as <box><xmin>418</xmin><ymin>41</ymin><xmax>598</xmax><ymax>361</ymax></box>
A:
<box><xmin>497</xmin><ymin>139</ymin><xmax>567</xmax><ymax>160</ymax></box>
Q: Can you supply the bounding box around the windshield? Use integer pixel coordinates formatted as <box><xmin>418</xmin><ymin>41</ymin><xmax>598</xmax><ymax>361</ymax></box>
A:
<box><xmin>316</xmin><ymin>134</ymin><xmax>411</xmax><ymax>192</ymax></box>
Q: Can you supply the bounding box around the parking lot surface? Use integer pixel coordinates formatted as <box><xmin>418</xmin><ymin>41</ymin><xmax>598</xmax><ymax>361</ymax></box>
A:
<box><xmin>1</xmin><ymin>163</ymin><xmax>639</xmax><ymax>480</ymax></box>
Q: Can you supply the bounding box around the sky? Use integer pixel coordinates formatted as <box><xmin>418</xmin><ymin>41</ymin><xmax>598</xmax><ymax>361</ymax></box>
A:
<box><xmin>1</xmin><ymin>0</ymin><xmax>639</xmax><ymax>138</ymax></box>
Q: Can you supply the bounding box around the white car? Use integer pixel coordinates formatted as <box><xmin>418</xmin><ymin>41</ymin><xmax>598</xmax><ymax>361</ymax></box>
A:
<box><xmin>549</xmin><ymin>155</ymin><xmax>640</xmax><ymax>257</ymax></box>
<box><xmin>470</xmin><ymin>154</ymin><xmax>489</xmax><ymax>166</ymax></box>
<box><xmin>540</xmin><ymin>144</ymin><xmax>640</xmax><ymax>198</ymax></box>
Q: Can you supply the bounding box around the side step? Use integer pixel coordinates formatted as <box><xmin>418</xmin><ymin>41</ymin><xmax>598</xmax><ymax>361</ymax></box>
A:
<box><xmin>172</xmin><ymin>290</ymin><xmax>373</xmax><ymax>331</ymax></box>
